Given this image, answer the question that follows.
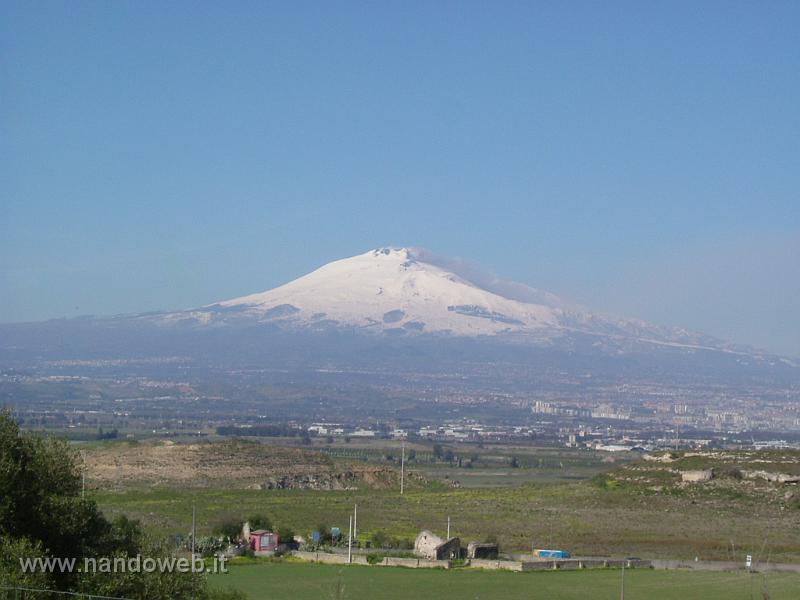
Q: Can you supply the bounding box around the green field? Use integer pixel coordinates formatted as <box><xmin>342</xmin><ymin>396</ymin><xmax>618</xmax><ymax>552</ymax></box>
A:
<box><xmin>88</xmin><ymin>442</ymin><xmax>800</xmax><ymax>563</ymax></box>
<box><xmin>208</xmin><ymin>562</ymin><xmax>800</xmax><ymax>600</ymax></box>
<box><xmin>80</xmin><ymin>440</ymin><xmax>800</xmax><ymax>599</ymax></box>
<box><xmin>314</xmin><ymin>441</ymin><xmax>618</xmax><ymax>488</ymax></box>
<box><xmin>95</xmin><ymin>482</ymin><xmax>800</xmax><ymax>562</ymax></box>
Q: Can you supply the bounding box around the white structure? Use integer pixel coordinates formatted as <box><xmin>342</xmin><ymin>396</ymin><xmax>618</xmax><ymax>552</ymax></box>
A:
<box><xmin>414</xmin><ymin>530</ymin><xmax>443</xmax><ymax>560</ymax></box>
<box><xmin>681</xmin><ymin>469</ymin><xmax>714</xmax><ymax>483</ymax></box>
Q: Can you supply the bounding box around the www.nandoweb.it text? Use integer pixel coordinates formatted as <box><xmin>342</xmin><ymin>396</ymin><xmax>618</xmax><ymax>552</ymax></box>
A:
<box><xmin>18</xmin><ymin>555</ymin><xmax>228</xmax><ymax>575</ymax></box>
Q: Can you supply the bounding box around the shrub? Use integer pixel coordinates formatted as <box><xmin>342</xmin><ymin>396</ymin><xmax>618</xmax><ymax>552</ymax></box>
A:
<box><xmin>315</xmin><ymin>523</ymin><xmax>332</xmax><ymax>545</ymax></box>
<box><xmin>214</xmin><ymin>517</ymin><xmax>244</xmax><ymax>542</ymax></box>
<box><xmin>0</xmin><ymin>537</ymin><xmax>52</xmax><ymax>591</ymax></box>
<box><xmin>192</xmin><ymin>535</ymin><xmax>226</xmax><ymax>557</ymax></box>
<box><xmin>720</xmin><ymin>467</ymin><xmax>743</xmax><ymax>480</ymax></box>
<box><xmin>370</xmin><ymin>530</ymin><xmax>388</xmax><ymax>548</ymax></box>
<box><xmin>247</xmin><ymin>514</ymin><xmax>272</xmax><ymax>531</ymax></box>
<box><xmin>277</xmin><ymin>527</ymin><xmax>295</xmax><ymax>545</ymax></box>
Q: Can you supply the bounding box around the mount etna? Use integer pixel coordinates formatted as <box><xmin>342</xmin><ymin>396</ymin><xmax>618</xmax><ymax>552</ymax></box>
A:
<box><xmin>0</xmin><ymin>247</ymin><xmax>796</xmax><ymax>385</ymax></box>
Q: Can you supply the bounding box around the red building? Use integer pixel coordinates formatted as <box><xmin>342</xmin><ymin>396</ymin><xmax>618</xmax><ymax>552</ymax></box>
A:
<box><xmin>250</xmin><ymin>530</ymin><xmax>279</xmax><ymax>553</ymax></box>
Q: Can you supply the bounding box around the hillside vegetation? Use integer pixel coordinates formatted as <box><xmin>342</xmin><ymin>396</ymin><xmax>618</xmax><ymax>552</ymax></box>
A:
<box><xmin>85</xmin><ymin>438</ymin><xmax>404</xmax><ymax>491</ymax></box>
<box><xmin>596</xmin><ymin>450</ymin><xmax>800</xmax><ymax>510</ymax></box>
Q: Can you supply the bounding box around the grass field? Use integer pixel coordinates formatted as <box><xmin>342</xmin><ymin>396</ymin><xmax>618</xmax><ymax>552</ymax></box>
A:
<box><xmin>208</xmin><ymin>561</ymin><xmax>800</xmax><ymax>600</ymax></box>
<box><xmin>313</xmin><ymin>440</ymin><xmax>620</xmax><ymax>488</ymax></box>
<box><xmin>87</xmin><ymin>441</ymin><xmax>800</xmax><ymax>563</ymax></box>
<box><xmin>95</xmin><ymin>481</ymin><xmax>800</xmax><ymax>562</ymax></box>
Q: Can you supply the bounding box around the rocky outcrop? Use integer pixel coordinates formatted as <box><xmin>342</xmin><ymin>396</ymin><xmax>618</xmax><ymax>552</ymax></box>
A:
<box><xmin>244</xmin><ymin>467</ymin><xmax>401</xmax><ymax>491</ymax></box>
<box><xmin>741</xmin><ymin>470</ymin><xmax>800</xmax><ymax>484</ymax></box>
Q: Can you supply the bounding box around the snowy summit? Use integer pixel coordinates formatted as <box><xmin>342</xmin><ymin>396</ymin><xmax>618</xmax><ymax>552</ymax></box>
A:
<box><xmin>143</xmin><ymin>247</ymin><xmax>730</xmax><ymax>353</ymax></box>
<box><xmin>215</xmin><ymin>247</ymin><xmax>560</xmax><ymax>335</ymax></box>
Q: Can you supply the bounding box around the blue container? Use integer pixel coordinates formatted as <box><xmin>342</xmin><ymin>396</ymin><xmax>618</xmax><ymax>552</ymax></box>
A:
<box><xmin>534</xmin><ymin>549</ymin><xmax>571</xmax><ymax>559</ymax></box>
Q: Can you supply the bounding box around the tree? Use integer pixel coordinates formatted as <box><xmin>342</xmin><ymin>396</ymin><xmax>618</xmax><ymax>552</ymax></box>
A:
<box><xmin>314</xmin><ymin>523</ymin><xmax>332</xmax><ymax>544</ymax></box>
<box><xmin>0</xmin><ymin>410</ymin><xmax>234</xmax><ymax>599</ymax></box>
<box><xmin>432</xmin><ymin>443</ymin><xmax>443</xmax><ymax>459</ymax></box>
<box><xmin>0</xmin><ymin>410</ymin><xmax>112</xmax><ymax>588</ymax></box>
<box><xmin>110</xmin><ymin>514</ymin><xmax>145</xmax><ymax>556</ymax></box>
<box><xmin>247</xmin><ymin>514</ymin><xmax>272</xmax><ymax>531</ymax></box>
<box><xmin>213</xmin><ymin>516</ymin><xmax>244</xmax><ymax>542</ymax></box>
<box><xmin>484</xmin><ymin>533</ymin><xmax>500</xmax><ymax>553</ymax></box>
<box><xmin>370</xmin><ymin>530</ymin><xmax>388</xmax><ymax>548</ymax></box>
<box><xmin>0</xmin><ymin>537</ymin><xmax>52</xmax><ymax>591</ymax></box>
<box><xmin>277</xmin><ymin>526</ymin><xmax>295</xmax><ymax>545</ymax></box>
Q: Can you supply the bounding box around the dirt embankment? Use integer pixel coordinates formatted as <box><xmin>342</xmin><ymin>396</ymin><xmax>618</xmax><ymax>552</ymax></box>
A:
<box><xmin>85</xmin><ymin>439</ymin><xmax>401</xmax><ymax>491</ymax></box>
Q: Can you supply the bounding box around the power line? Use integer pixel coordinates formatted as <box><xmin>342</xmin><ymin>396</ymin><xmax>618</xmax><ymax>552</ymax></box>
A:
<box><xmin>347</xmin><ymin>514</ymin><xmax>353</xmax><ymax>564</ymax></box>
<box><xmin>191</xmin><ymin>501</ymin><xmax>196</xmax><ymax>559</ymax></box>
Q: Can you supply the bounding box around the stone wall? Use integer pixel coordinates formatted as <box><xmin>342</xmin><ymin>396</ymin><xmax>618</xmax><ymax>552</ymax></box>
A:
<box><xmin>292</xmin><ymin>551</ymin><xmax>369</xmax><ymax>565</ymax></box>
<box><xmin>291</xmin><ymin>551</ymin><xmax>450</xmax><ymax>569</ymax></box>
<box><xmin>469</xmin><ymin>559</ymin><xmax>524</xmax><ymax>571</ymax></box>
<box><xmin>382</xmin><ymin>557</ymin><xmax>450</xmax><ymax>569</ymax></box>
<box><xmin>471</xmin><ymin>558</ymin><xmax>652</xmax><ymax>571</ymax></box>
<box><xmin>652</xmin><ymin>560</ymin><xmax>800</xmax><ymax>573</ymax></box>
<box><xmin>291</xmin><ymin>551</ymin><xmax>650</xmax><ymax>571</ymax></box>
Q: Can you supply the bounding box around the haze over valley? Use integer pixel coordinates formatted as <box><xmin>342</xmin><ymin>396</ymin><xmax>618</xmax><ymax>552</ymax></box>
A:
<box><xmin>3</xmin><ymin>247</ymin><xmax>798</xmax><ymax>450</ymax></box>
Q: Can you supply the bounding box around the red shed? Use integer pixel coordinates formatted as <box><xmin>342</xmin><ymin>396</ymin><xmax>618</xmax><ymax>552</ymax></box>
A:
<box><xmin>250</xmin><ymin>530</ymin><xmax>279</xmax><ymax>553</ymax></box>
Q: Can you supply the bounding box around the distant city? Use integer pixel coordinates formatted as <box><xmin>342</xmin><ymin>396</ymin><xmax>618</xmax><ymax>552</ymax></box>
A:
<box><xmin>5</xmin><ymin>353</ymin><xmax>798</xmax><ymax>451</ymax></box>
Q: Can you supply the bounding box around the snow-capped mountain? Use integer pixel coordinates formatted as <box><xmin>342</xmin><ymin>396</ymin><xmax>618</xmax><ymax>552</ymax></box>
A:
<box><xmin>150</xmin><ymin>247</ymin><xmax>733</xmax><ymax>353</ymax></box>
<box><xmin>216</xmin><ymin>247</ymin><xmax>560</xmax><ymax>335</ymax></box>
<box><xmin>3</xmin><ymin>246</ymin><xmax>797</xmax><ymax>382</ymax></box>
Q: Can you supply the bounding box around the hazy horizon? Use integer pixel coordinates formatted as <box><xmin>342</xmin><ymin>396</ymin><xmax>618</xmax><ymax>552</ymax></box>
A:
<box><xmin>2</xmin><ymin>2</ymin><xmax>798</xmax><ymax>356</ymax></box>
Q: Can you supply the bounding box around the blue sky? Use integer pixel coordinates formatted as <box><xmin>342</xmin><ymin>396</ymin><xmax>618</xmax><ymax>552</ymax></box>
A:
<box><xmin>1</xmin><ymin>1</ymin><xmax>798</xmax><ymax>355</ymax></box>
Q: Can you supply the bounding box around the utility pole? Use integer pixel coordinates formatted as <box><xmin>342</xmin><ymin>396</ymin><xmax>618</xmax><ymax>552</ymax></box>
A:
<box><xmin>400</xmin><ymin>441</ymin><xmax>405</xmax><ymax>495</ymax></box>
<box><xmin>353</xmin><ymin>504</ymin><xmax>358</xmax><ymax>543</ymax></box>
<box><xmin>191</xmin><ymin>502</ymin><xmax>196</xmax><ymax>560</ymax></box>
<box><xmin>347</xmin><ymin>514</ymin><xmax>353</xmax><ymax>564</ymax></box>
<box><xmin>447</xmin><ymin>516</ymin><xmax>451</xmax><ymax>540</ymax></box>
<box><xmin>620</xmin><ymin>562</ymin><xmax>625</xmax><ymax>600</ymax></box>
